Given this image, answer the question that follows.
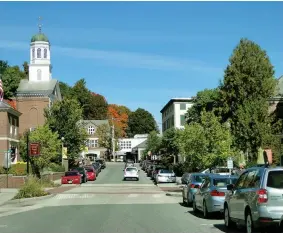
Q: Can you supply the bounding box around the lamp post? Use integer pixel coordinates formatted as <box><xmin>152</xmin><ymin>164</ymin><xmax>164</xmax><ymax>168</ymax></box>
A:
<box><xmin>61</xmin><ymin>136</ymin><xmax>64</xmax><ymax>166</ymax></box>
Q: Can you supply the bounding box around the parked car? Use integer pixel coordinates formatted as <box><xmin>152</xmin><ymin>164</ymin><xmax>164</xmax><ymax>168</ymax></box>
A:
<box><xmin>182</xmin><ymin>173</ymin><xmax>209</xmax><ymax>206</ymax></box>
<box><xmin>224</xmin><ymin>166</ymin><xmax>283</xmax><ymax>233</ymax></box>
<box><xmin>155</xmin><ymin>169</ymin><xmax>176</xmax><ymax>184</ymax></box>
<box><xmin>192</xmin><ymin>174</ymin><xmax>238</xmax><ymax>218</ymax></box>
<box><xmin>92</xmin><ymin>162</ymin><xmax>101</xmax><ymax>174</ymax></box>
<box><xmin>84</xmin><ymin>166</ymin><xmax>96</xmax><ymax>181</ymax></box>
<box><xmin>95</xmin><ymin>158</ymin><xmax>106</xmax><ymax>169</ymax></box>
<box><xmin>61</xmin><ymin>171</ymin><xmax>82</xmax><ymax>184</ymax></box>
<box><xmin>71</xmin><ymin>167</ymin><xmax>88</xmax><ymax>183</ymax></box>
<box><xmin>123</xmin><ymin>166</ymin><xmax>139</xmax><ymax>181</ymax></box>
<box><xmin>181</xmin><ymin>172</ymin><xmax>191</xmax><ymax>185</ymax></box>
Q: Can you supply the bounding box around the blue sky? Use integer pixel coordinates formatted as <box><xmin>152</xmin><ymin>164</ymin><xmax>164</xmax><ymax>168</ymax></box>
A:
<box><xmin>0</xmin><ymin>2</ymin><xmax>282</xmax><ymax>125</ymax></box>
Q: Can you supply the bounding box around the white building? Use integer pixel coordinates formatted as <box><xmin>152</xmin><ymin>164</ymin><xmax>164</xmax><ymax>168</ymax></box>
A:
<box><xmin>160</xmin><ymin>98</ymin><xmax>194</xmax><ymax>133</ymax></box>
<box><xmin>116</xmin><ymin>134</ymin><xmax>148</xmax><ymax>161</ymax></box>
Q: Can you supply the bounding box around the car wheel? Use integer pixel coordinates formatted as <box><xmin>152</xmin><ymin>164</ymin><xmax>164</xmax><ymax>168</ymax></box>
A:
<box><xmin>224</xmin><ymin>205</ymin><xmax>233</xmax><ymax>229</ymax></box>
<box><xmin>245</xmin><ymin>211</ymin><xmax>253</xmax><ymax>233</ymax></box>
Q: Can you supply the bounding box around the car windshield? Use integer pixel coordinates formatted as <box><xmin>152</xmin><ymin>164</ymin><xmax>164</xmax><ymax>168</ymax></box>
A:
<box><xmin>267</xmin><ymin>171</ymin><xmax>283</xmax><ymax>189</ymax></box>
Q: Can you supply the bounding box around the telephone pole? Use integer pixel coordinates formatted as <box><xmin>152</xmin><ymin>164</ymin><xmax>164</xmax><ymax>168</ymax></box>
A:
<box><xmin>112</xmin><ymin>119</ymin><xmax>115</xmax><ymax>162</ymax></box>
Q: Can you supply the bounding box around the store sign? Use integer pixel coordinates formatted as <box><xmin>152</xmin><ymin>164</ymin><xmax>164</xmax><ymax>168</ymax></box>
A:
<box><xmin>30</xmin><ymin>143</ymin><xmax>40</xmax><ymax>156</ymax></box>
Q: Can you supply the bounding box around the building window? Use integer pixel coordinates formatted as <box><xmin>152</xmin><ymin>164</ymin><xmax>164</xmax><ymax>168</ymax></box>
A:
<box><xmin>14</xmin><ymin>119</ymin><xmax>17</xmax><ymax>136</ymax></box>
<box><xmin>32</xmin><ymin>49</ymin><xmax>35</xmax><ymax>59</ymax></box>
<box><xmin>119</xmin><ymin>141</ymin><xmax>132</xmax><ymax>149</ymax></box>
<box><xmin>94</xmin><ymin>139</ymin><xmax>99</xmax><ymax>148</ymax></box>
<box><xmin>9</xmin><ymin>117</ymin><xmax>13</xmax><ymax>135</ymax></box>
<box><xmin>88</xmin><ymin>126</ymin><xmax>95</xmax><ymax>135</ymax></box>
<box><xmin>180</xmin><ymin>115</ymin><xmax>185</xmax><ymax>126</ymax></box>
<box><xmin>37</xmin><ymin>69</ymin><xmax>42</xmax><ymax>80</ymax></box>
<box><xmin>44</xmin><ymin>48</ymin><xmax>47</xmax><ymax>58</ymax></box>
<box><xmin>180</xmin><ymin>103</ymin><xmax>186</xmax><ymax>110</ymax></box>
<box><xmin>37</xmin><ymin>48</ymin><xmax>41</xmax><ymax>58</ymax></box>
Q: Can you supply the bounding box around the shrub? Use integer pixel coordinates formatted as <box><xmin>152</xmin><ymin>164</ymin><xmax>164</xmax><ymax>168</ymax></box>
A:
<box><xmin>48</xmin><ymin>163</ymin><xmax>65</xmax><ymax>172</ymax></box>
<box><xmin>13</xmin><ymin>176</ymin><xmax>49</xmax><ymax>199</ymax></box>
<box><xmin>38</xmin><ymin>176</ymin><xmax>59</xmax><ymax>188</ymax></box>
<box><xmin>0</xmin><ymin>164</ymin><xmax>31</xmax><ymax>176</ymax></box>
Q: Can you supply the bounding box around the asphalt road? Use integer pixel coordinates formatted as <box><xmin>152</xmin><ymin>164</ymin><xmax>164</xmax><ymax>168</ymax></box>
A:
<box><xmin>0</xmin><ymin>162</ymin><xmax>232</xmax><ymax>233</ymax></box>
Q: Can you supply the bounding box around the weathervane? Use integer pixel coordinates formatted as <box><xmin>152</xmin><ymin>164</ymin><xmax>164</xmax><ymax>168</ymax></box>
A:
<box><xmin>38</xmin><ymin>16</ymin><xmax>43</xmax><ymax>33</ymax></box>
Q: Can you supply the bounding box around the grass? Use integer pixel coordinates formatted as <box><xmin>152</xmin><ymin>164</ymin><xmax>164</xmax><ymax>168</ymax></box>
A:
<box><xmin>13</xmin><ymin>176</ymin><xmax>52</xmax><ymax>199</ymax></box>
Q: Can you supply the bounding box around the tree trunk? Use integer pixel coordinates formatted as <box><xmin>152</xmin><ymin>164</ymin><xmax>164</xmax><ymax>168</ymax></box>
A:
<box><xmin>30</xmin><ymin>160</ymin><xmax>41</xmax><ymax>179</ymax></box>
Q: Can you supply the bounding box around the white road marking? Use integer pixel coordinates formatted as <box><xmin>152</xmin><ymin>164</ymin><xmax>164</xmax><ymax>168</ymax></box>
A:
<box><xmin>128</xmin><ymin>194</ymin><xmax>139</xmax><ymax>198</ymax></box>
<box><xmin>152</xmin><ymin>194</ymin><xmax>162</xmax><ymax>198</ymax></box>
<box><xmin>0</xmin><ymin>225</ymin><xmax>7</xmax><ymax>228</ymax></box>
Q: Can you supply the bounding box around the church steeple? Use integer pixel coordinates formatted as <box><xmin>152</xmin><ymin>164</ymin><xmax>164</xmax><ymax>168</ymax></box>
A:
<box><xmin>29</xmin><ymin>17</ymin><xmax>52</xmax><ymax>82</ymax></box>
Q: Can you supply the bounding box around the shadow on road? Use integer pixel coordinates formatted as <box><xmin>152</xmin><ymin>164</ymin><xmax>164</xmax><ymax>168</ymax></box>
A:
<box><xmin>213</xmin><ymin>224</ymin><xmax>242</xmax><ymax>233</ymax></box>
<box><xmin>186</xmin><ymin>210</ymin><xmax>223</xmax><ymax>220</ymax></box>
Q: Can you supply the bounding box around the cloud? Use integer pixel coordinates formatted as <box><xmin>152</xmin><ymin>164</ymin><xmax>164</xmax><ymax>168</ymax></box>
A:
<box><xmin>0</xmin><ymin>39</ymin><xmax>221</xmax><ymax>72</ymax></box>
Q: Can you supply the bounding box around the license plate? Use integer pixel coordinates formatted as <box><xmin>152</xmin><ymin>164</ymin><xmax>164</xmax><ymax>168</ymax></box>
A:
<box><xmin>68</xmin><ymin>181</ymin><xmax>72</xmax><ymax>184</ymax></box>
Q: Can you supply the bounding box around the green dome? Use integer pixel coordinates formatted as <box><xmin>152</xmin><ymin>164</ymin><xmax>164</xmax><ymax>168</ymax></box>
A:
<box><xmin>31</xmin><ymin>33</ymin><xmax>49</xmax><ymax>43</ymax></box>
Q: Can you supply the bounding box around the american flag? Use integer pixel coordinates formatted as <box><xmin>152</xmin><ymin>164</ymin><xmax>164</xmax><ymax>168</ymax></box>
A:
<box><xmin>0</xmin><ymin>79</ymin><xmax>3</xmax><ymax>101</ymax></box>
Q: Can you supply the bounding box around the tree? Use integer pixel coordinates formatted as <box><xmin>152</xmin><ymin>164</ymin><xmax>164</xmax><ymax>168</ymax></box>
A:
<box><xmin>19</xmin><ymin>125</ymin><xmax>61</xmax><ymax>178</ymax></box>
<box><xmin>22</xmin><ymin>61</ymin><xmax>29</xmax><ymax>78</ymax></box>
<box><xmin>220</xmin><ymin>38</ymin><xmax>277</xmax><ymax>158</ymax></box>
<box><xmin>90</xmin><ymin>92</ymin><xmax>108</xmax><ymax>120</ymax></box>
<box><xmin>127</xmin><ymin>108</ymin><xmax>158</xmax><ymax>137</ymax></box>
<box><xmin>0</xmin><ymin>60</ymin><xmax>9</xmax><ymax>75</ymax></box>
<box><xmin>44</xmin><ymin>98</ymin><xmax>88</xmax><ymax>163</ymax></box>
<box><xmin>160</xmin><ymin>128</ymin><xmax>180</xmax><ymax>157</ymax></box>
<box><xmin>178</xmin><ymin>111</ymin><xmax>232</xmax><ymax>171</ymax></box>
<box><xmin>59</xmin><ymin>82</ymin><xmax>72</xmax><ymax>99</ymax></box>
<box><xmin>96</xmin><ymin>123</ymin><xmax>111</xmax><ymax>149</ymax></box>
<box><xmin>1</xmin><ymin>66</ymin><xmax>25</xmax><ymax>99</ymax></box>
<box><xmin>186</xmin><ymin>88</ymin><xmax>220</xmax><ymax>124</ymax></box>
<box><xmin>145</xmin><ymin>131</ymin><xmax>161</xmax><ymax>155</ymax></box>
<box><xmin>108</xmin><ymin>104</ymin><xmax>129</xmax><ymax>138</ymax></box>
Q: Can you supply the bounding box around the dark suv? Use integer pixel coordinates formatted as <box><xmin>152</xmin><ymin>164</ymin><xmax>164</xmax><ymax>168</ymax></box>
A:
<box><xmin>95</xmin><ymin>159</ymin><xmax>106</xmax><ymax>169</ymax></box>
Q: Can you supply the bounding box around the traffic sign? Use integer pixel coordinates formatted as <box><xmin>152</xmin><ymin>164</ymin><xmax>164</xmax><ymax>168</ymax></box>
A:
<box><xmin>227</xmin><ymin>158</ymin><xmax>234</xmax><ymax>169</ymax></box>
<box><xmin>29</xmin><ymin>143</ymin><xmax>40</xmax><ymax>156</ymax></box>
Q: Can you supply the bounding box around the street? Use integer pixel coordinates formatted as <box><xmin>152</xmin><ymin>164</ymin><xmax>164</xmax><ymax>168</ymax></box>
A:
<box><xmin>0</xmin><ymin>163</ymin><xmax>232</xmax><ymax>233</ymax></box>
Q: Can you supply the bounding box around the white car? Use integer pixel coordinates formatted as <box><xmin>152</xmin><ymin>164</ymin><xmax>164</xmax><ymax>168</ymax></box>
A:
<box><xmin>123</xmin><ymin>167</ymin><xmax>139</xmax><ymax>181</ymax></box>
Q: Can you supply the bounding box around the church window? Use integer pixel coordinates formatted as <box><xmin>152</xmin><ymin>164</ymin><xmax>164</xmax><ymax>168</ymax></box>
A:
<box><xmin>37</xmin><ymin>69</ymin><xmax>42</xmax><ymax>80</ymax></box>
<box><xmin>37</xmin><ymin>48</ymin><xmax>41</xmax><ymax>58</ymax></box>
<box><xmin>88</xmin><ymin>126</ymin><xmax>95</xmax><ymax>135</ymax></box>
<box><xmin>44</xmin><ymin>48</ymin><xmax>47</xmax><ymax>58</ymax></box>
<box><xmin>32</xmin><ymin>49</ymin><xmax>35</xmax><ymax>59</ymax></box>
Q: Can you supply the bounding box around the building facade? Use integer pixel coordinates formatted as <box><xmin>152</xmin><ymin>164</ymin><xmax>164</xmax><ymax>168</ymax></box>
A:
<box><xmin>116</xmin><ymin>134</ymin><xmax>148</xmax><ymax>161</ymax></box>
<box><xmin>78</xmin><ymin>120</ymin><xmax>110</xmax><ymax>161</ymax></box>
<box><xmin>0</xmin><ymin>101</ymin><xmax>22</xmax><ymax>165</ymax></box>
<box><xmin>160</xmin><ymin>98</ymin><xmax>194</xmax><ymax>133</ymax></box>
<box><xmin>14</xmin><ymin>26</ymin><xmax>62</xmax><ymax>135</ymax></box>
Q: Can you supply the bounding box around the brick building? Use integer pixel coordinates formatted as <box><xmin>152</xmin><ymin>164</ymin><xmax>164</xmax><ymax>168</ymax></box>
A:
<box><xmin>14</xmin><ymin>25</ymin><xmax>61</xmax><ymax>136</ymax></box>
<box><xmin>0</xmin><ymin>101</ymin><xmax>21</xmax><ymax>166</ymax></box>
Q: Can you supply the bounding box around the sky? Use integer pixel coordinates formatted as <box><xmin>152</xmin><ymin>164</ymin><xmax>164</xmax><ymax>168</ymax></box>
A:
<box><xmin>0</xmin><ymin>2</ymin><xmax>282</xmax><ymax>126</ymax></box>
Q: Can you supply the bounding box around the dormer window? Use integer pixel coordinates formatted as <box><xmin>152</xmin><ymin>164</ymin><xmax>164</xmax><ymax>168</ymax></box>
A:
<box><xmin>44</xmin><ymin>48</ymin><xmax>47</xmax><ymax>58</ymax></box>
<box><xmin>37</xmin><ymin>48</ymin><xmax>41</xmax><ymax>58</ymax></box>
<box><xmin>88</xmin><ymin>126</ymin><xmax>95</xmax><ymax>135</ymax></box>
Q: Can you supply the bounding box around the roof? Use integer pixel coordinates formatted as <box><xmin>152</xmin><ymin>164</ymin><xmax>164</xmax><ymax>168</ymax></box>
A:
<box><xmin>132</xmin><ymin>140</ymin><xmax>148</xmax><ymax>149</ymax></box>
<box><xmin>78</xmin><ymin>120</ymin><xmax>110</xmax><ymax>127</ymax></box>
<box><xmin>31</xmin><ymin>33</ymin><xmax>49</xmax><ymax>43</ymax></box>
<box><xmin>0</xmin><ymin>101</ymin><xmax>22</xmax><ymax>117</ymax></box>
<box><xmin>16</xmin><ymin>79</ymin><xmax>59</xmax><ymax>97</ymax></box>
<box><xmin>160</xmin><ymin>97</ymin><xmax>194</xmax><ymax>113</ymax></box>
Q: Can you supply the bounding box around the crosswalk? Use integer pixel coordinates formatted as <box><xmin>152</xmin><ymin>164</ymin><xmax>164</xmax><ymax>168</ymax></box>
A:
<box><xmin>54</xmin><ymin>193</ymin><xmax>165</xmax><ymax>200</ymax></box>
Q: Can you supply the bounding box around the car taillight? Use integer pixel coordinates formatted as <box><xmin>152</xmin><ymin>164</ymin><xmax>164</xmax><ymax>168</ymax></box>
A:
<box><xmin>210</xmin><ymin>190</ymin><xmax>225</xmax><ymax>197</ymax></box>
<box><xmin>257</xmin><ymin>189</ymin><xmax>268</xmax><ymax>203</ymax></box>
<box><xmin>190</xmin><ymin>184</ymin><xmax>196</xmax><ymax>188</ymax></box>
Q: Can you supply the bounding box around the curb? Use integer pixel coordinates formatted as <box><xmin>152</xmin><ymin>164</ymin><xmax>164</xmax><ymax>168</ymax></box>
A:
<box><xmin>166</xmin><ymin>192</ymin><xmax>182</xmax><ymax>197</ymax></box>
<box><xmin>0</xmin><ymin>193</ymin><xmax>56</xmax><ymax>206</ymax></box>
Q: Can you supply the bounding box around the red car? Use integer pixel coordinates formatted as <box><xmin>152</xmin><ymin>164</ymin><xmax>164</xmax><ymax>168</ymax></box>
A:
<box><xmin>61</xmin><ymin>171</ymin><xmax>82</xmax><ymax>184</ymax></box>
<box><xmin>84</xmin><ymin>166</ymin><xmax>96</xmax><ymax>181</ymax></box>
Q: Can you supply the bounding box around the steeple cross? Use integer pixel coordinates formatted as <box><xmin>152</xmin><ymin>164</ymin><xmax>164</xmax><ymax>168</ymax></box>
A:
<box><xmin>38</xmin><ymin>16</ymin><xmax>43</xmax><ymax>33</ymax></box>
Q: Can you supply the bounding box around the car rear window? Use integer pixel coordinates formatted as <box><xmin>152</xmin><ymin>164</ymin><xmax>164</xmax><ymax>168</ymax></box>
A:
<box><xmin>213</xmin><ymin>178</ymin><xmax>238</xmax><ymax>187</ymax></box>
<box><xmin>194</xmin><ymin>175</ymin><xmax>206</xmax><ymax>183</ymax></box>
<box><xmin>160</xmin><ymin>170</ymin><xmax>172</xmax><ymax>173</ymax></box>
<box><xmin>267</xmin><ymin>171</ymin><xmax>283</xmax><ymax>189</ymax></box>
<box><xmin>126</xmin><ymin>167</ymin><xmax>137</xmax><ymax>172</ymax></box>
<box><xmin>85</xmin><ymin>168</ymin><xmax>93</xmax><ymax>172</ymax></box>
<box><xmin>65</xmin><ymin>172</ymin><xmax>78</xmax><ymax>176</ymax></box>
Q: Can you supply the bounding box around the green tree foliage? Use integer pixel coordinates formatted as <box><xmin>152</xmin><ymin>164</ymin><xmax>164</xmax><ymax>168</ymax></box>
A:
<box><xmin>96</xmin><ymin>123</ymin><xmax>112</xmax><ymax>150</ymax></box>
<box><xmin>186</xmin><ymin>88</ymin><xmax>220</xmax><ymax>124</ymax></box>
<box><xmin>1</xmin><ymin>66</ymin><xmax>25</xmax><ymax>99</ymax></box>
<box><xmin>0</xmin><ymin>60</ymin><xmax>8</xmax><ymax>75</ymax></box>
<box><xmin>19</xmin><ymin>125</ymin><xmax>61</xmax><ymax>178</ymax></box>
<box><xmin>44</xmin><ymin>98</ymin><xmax>88</xmax><ymax>163</ymax></box>
<box><xmin>220</xmin><ymin>38</ymin><xmax>277</xmax><ymax>157</ymax></box>
<box><xmin>59</xmin><ymin>82</ymin><xmax>72</xmax><ymax>99</ymax></box>
<box><xmin>145</xmin><ymin>131</ymin><xmax>161</xmax><ymax>156</ymax></box>
<box><xmin>22</xmin><ymin>61</ymin><xmax>29</xmax><ymax>78</ymax></box>
<box><xmin>178</xmin><ymin>111</ymin><xmax>232</xmax><ymax>171</ymax></box>
<box><xmin>90</xmin><ymin>93</ymin><xmax>108</xmax><ymax>120</ymax></box>
<box><xmin>127</xmin><ymin>108</ymin><xmax>158</xmax><ymax>137</ymax></box>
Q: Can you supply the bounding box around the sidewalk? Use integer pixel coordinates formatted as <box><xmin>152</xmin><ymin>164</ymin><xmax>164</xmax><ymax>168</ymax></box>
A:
<box><xmin>0</xmin><ymin>189</ymin><xmax>18</xmax><ymax>205</ymax></box>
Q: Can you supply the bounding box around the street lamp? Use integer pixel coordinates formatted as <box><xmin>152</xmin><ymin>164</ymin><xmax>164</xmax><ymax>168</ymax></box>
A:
<box><xmin>61</xmin><ymin>137</ymin><xmax>64</xmax><ymax>166</ymax></box>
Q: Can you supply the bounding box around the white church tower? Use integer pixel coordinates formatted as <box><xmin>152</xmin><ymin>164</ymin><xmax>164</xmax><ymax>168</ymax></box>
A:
<box><xmin>29</xmin><ymin>18</ymin><xmax>52</xmax><ymax>82</ymax></box>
